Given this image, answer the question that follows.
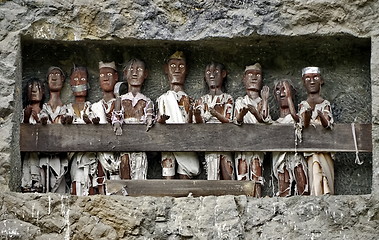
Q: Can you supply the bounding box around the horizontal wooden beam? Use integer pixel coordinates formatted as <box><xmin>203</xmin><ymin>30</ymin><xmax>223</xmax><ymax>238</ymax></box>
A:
<box><xmin>20</xmin><ymin>123</ymin><xmax>372</xmax><ymax>152</ymax></box>
<box><xmin>105</xmin><ymin>180</ymin><xmax>256</xmax><ymax>197</ymax></box>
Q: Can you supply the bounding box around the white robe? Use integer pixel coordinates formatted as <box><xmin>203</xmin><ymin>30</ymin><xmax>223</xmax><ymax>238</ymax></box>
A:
<box><xmin>157</xmin><ymin>90</ymin><xmax>199</xmax><ymax>177</ymax></box>
<box><xmin>299</xmin><ymin>100</ymin><xmax>334</xmax><ymax>195</ymax></box>
<box><xmin>197</xmin><ymin>93</ymin><xmax>234</xmax><ymax>180</ymax></box>
<box><xmin>233</xmin><ymin>95</ymin><xmax>271</xmax><ymax>181</ymax></box>
<box><xmin>91</xmin><ymin>98</ymin><xmax>119</xmax><ymax>179</ymax></box>
<box><xmin>66</xmin><ymin>101</ymin><xmax>99</xmax><ymax>196</ymax></box>
<box><xmin>39</xmin><ymin>103</ymin><xmax>69</xmax><ymax>193</ymax></box>
<box><xmin>117</xmin><ymin>92</ymin><xmax>154</xmax><ymax>180</ymax></box>
<box><xmin>272</xmin><ymin>114</ymin><xmax>308</xmax><ymax>196</ymax></box>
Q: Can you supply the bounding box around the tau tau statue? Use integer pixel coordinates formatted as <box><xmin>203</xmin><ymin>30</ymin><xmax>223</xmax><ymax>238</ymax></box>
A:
<box><xmin>193</xmin><ymin>62</ymin><xmax>234</xmax><ymax>180</ymax></box>
<box><xmin>40</xmin><ymin>66</ymin><xmax>69</xmax><ymax>124</ymax></box>
<box><xmin>39</xmin><ymin>66</ymin><xmax>69</xmax><ymax>193</ymax></box>
<box><xmin>299</xmin><ymin>67</ymin><xmax>334</xmax><ymax>196</ymax></box>
<box><xmin>156</xmin><ymin>51</ymin><xmax>200</xmax><ymax>179</ymax></box>
<box><xmin>65</xmin><ymin>66</ymin><xmax>100</xmax><ymax>196</ymax></box>
<box><xmin>91</xmin><ymin>61</ymin><xmax>120</xmax><ymax>194</ymax></box>
<box><xmin>233</xmin><ymin>63</ymin><xmax>271</xmax><ymax>197</ymax></box>
<box><xmin>21</xmin><ymin>78</ymin><xmax>45</xmax><ymax>192</ymax></box>
<box><xmin>112</xmin><ymin>58</ymin><xmax>154</xmax><ymax>179</ymax></box>
<box><xmin>272</xmin><ymin>79</ymin><xmax>309</xmax><ymax>197</ymax></box>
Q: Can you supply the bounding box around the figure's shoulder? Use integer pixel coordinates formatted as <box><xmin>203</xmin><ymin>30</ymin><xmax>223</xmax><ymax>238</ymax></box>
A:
<box><xmin>138</xmin><ymin>92</ymin><xmax>152</xmax><ymax>102</ymax></box>
<box><xmin>65</xmin><ymin>102</ymin><xmax>73</xmax><ymax>108</ymax></box>
<box><xmin>321</xmin><ymin>99</ymin><xmax>331</xmax><ymax>106</ymax></box>
<box><xmin>223</xmin><ymin>93</ymin><xmax>233</xmax><ymax>99</ymax></box>
<box><xmin>92</xmin><ymin>99</ymin><xmax>102</xmax><ymax>105</ymax></box>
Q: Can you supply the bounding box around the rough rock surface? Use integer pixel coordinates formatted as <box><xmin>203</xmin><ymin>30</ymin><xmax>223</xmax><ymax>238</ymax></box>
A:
<box><xmin>1</xmin><ymin>192</ymin><xmax>379</xmax><ymax>239</ymax></box>
<box><xmin>0</xmin><ymin>0</ymin><xmax>379</xmax><ymax>238</ymax></box>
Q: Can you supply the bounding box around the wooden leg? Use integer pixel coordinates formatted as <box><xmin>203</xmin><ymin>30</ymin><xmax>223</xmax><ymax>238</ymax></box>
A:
<box><xmin>220</xmin><ymin>155</ymin><xmax>234</xmax><ymax>180</ymax></box>
<box><xmin>120</xmin><ymin>154</ymin><xmax>131</xmax><ymax>180</ymax></box>
<box><xmin>251</xmin><ymin>158</ymin><xmax>262</xmax><ymax>197</ymax></box>
<box><xmin>71</xmin><ymin>181</ymin><xmax>77</xmax><ymax>195</ymax></box>
<box><xmin>97</xmin><ymin>163</ymin><xmax>106</xmax><ymax>195</ymax></box>
<box><xmin>294</xmin><ymin>165</ymin><xmax>309</xmax><ymax>195</ymax></box>
<box><xmin>162</xmin><ymin>158</ymin><xmax>175</xmax><ymax>179</ymax></box>
<box><xmin>278</xmin><ymin>166</ymin><xmax>290</xmax><ymax>197</ymax></box>
<box><xmin>237</xmin><ymin>158</ymin><xmax>248</xmax><ymax>180</ymax></box>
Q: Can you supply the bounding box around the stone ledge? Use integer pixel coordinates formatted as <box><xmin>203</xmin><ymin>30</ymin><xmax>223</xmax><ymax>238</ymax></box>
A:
<box><xmin>0</xmin><ymin>192</ymin><xmax>378</xmax><ymax>239</ymax></box>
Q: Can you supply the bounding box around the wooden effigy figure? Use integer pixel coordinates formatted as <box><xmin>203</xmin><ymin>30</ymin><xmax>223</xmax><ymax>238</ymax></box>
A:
<box><xmin>65</xmin><ymin>66</ymin><xmax>100</xmax><ymax>196</ymax></box>
<box><xmin>21</xmin><ymin>78</ymin><xmax>45</xmax><ymax>192</ymax></box>
<box><xmin>233</xmin><ymin>63</ymin><xmax>271</xmax><ymax>197</ymax></box>
<box><xmin>299</xmin><ymin>67</ymin><xmax>334</xmax><ymax>196</ymax></box>
<box><xmin>39</xmin><ymin>66</ymin><xmax>69</xmax><ymax>193</ymax></box>
<box><xmin>112</xmin><ymin>58</ymin><xmax>154</xmax><ymax>180</ymax></box>
<box><xmin>193</xmin><ymin>62</ymin><xmax>234</xmax><ymax>180</ymax></box>
<box><xmin>272</xmin><ymin>79</ymin><xmax>309</xmax><ymax>197</ymax></box>
<box><xmin>156</xmin><ymin>51</ymin><xmax>200</xmax><ymax>179</ymax></box>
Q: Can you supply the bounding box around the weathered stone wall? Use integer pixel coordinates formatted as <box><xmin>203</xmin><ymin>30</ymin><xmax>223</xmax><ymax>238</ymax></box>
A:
<box><xmin>1</xmin><ymin>0</ymin><xmax>379</xmax><ymax>238</ymax></box>
<box><xmin>1</xmin><ymin>192</ymin><xmax>379</xmax><ymax>239</ymax></box>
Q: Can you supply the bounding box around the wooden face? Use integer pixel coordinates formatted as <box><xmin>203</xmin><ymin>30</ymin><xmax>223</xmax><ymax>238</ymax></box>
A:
<box><xmin>243</xmin><ymin>69</ymin><xmax>262</xmax><ymax>91</ymax></box>
<box><xmin>166</xmin><ymin>59</ymin><xmax>187</xmax><ymax>86</ymax></box>
<box><xmin>99</xmin><ymin>67</ymin><xmax>118</xmax><ymax>92</ymax></box>
<box><xmin>275</xmin><ymin>81</ymin><xmax>290</xmax><ymax>108</ymax></box>
<box><xmin>28</xmin><ymin>81</ymin><xmax>43</xmax><ymax>102</ymax></box>
<box><xmin>302</xmin><ymin>73</ymin><xmax>323</xmax><ymax>94</ymax></box>
<box><xmin>125</xmin><ymin>60</ymin><xmax>147</xmax><ymax>87</ymax></box>
<box><xmin>47</xmin><ymin>69</ymin><xmax>64</xmax><ymax>92</ymax></box>
<box><xmin>70</xmin><ymin>69</ymin><xmax>88</xmax><ymax>97</ymax></box>
<box><xmin>204</xmin><ymin>64</ymin><xmax>225</xmax><ymax>90</ymax></box>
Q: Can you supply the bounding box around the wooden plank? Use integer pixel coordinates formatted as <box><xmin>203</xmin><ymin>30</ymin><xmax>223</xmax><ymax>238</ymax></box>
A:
<box><xmin>20</xmin><ymin>123</ymin><xmax>372</xmax><ymax>152</ymax></box>
<box><xmin>105</xmin><ymin>180</ymin><xmax>256</xmax><ymax>197</ymax></box>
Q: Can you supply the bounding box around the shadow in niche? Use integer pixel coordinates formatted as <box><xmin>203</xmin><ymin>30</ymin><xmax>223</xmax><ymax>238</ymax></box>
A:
<box><xmin>19</xmin><ymin>35</ymin><xmax>372</xmax><ymax>195</ymax></box>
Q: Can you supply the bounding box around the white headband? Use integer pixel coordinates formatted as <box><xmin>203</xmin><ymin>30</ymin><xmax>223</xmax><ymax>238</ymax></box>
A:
<box><xmin>302</xmin><ymin>67</ymin><xmax>320</xmax><ymax>76</ymax></box>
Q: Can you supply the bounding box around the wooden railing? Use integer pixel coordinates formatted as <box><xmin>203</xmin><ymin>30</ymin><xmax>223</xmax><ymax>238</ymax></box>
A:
<box><xmin>20</xmin><ymin>123</ymin><xmax>372</xmax><ymax>153</ymax></box>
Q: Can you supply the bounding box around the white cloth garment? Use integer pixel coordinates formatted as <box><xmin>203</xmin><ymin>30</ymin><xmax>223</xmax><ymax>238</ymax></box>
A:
<box><xmin>157</xmin><ymin>90</ymin><xmax>200</xmax><ymax>177</ymax></box>
<box><xmin>299</xmin><ymin>99</ymin><xmax>334</xmax><ymax>195</ymax></box>
<box><xmin>272</xmin><ymin>114</ymin><xmax>308</xmax><ymax>196</ymax></box>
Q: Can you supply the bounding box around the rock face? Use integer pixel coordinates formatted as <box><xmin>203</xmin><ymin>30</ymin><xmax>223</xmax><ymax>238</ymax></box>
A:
<box><xmin>0</xmin><ymin>192</ymin><xmax>378</xmax><ymax>239</ymax></box>
<box><xmin>1</xmin><ymin>0</ymin><xmax>379</xmax><ymax>238</ymax></box>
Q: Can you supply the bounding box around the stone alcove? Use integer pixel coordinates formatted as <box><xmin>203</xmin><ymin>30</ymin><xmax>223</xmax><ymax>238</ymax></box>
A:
<box><xmin>18</xmin><ymin>35</ymin><xmax>372</xmax><ymax>195</ymax></box>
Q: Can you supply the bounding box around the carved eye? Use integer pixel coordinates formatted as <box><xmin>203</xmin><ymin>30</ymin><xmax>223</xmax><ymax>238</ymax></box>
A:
<box><xmin>276</xmin><ymin>90</ymin><xmax>280</xmax><ymax>94</ymax></box>
<box><xmin>74</xmin><ymin>77</ymin><xmax>79</xmax><ymax>81</ymax></box>
<box><xmin>314</xmin><ymin>76</ymin><xmax>320</xmax><ymax>81</ymax></box>
<box><xmin>215</xmin><ymin>70</ymin><xmax>219</xmax><ymax>73</ymax></box>
<box><xmin>81</xmin><ymin>78</ymin><xmax>86</xmax><ymax>81</ymax></box>
<box><xmin>179</xmin><ymin>64</ymin><xmax>184</xmax><ymax>68</ymax></box>
<box><xmin>107</xmin><ymin>73</ymin><xmax>113</xmax><ymax>77</ymax></box>
<box><xmin>137</xmin><ymin>67</ymin><xmax>143</xmax><ymax>71</ymax></box>
<box><xmin>170</xmin><ymin>64</ymin><xmax>176</xmax><ymax>68</ymax></box>
<box><xmin>305</xmin><ymin>77</ymin><xmax>311</xmax><ymax>81</ymax></box>
<box><xmin>206</xmin><ymin>71</ymin><xmax>211</xmax><ymax>75</ymax></box>
<box><xmin>56</xmin><ymin>73</ymin><xmax>60</xmax><ymax>76</ymax></box>
<box><xmin>100</xmin><ymin>73</ymin><xmax>105</xmax><ymax>77</ymax></box>
<box><xmin>248</xmin><ymin>73</ymin><xmax>253</xmax><ymax>76</ymax></box>
<box><xmin>256</xmin><ymin>74</ymin><xmax>261</xmax><ymax>77</ymax></box>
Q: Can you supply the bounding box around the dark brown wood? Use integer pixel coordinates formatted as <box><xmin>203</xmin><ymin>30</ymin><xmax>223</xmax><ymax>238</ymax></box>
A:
<box><xmin>20</xmin><ymin>123</ymin><xmax>372</xmax><ymax>152</ymax></box>
<box><xmin>105</xmin><ymin>180</ymin><xmax>256</xmax><ymax>197</ymax></box>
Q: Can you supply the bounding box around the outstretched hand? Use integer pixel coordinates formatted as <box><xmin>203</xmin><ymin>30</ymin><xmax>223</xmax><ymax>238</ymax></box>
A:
<box><xmin>41</xmin><ymin>116</ymin><xmax>48</xmax><ymax>125</ymax></box>
<box><xmin>82</xmin><ymin>114</ymin><xmax>92</xmax><ymax>124</ymax></box>
<box><xmin>158</xmin><ymin>114</ymin><xmax>170</xmax><ymax>124</ymax></box>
